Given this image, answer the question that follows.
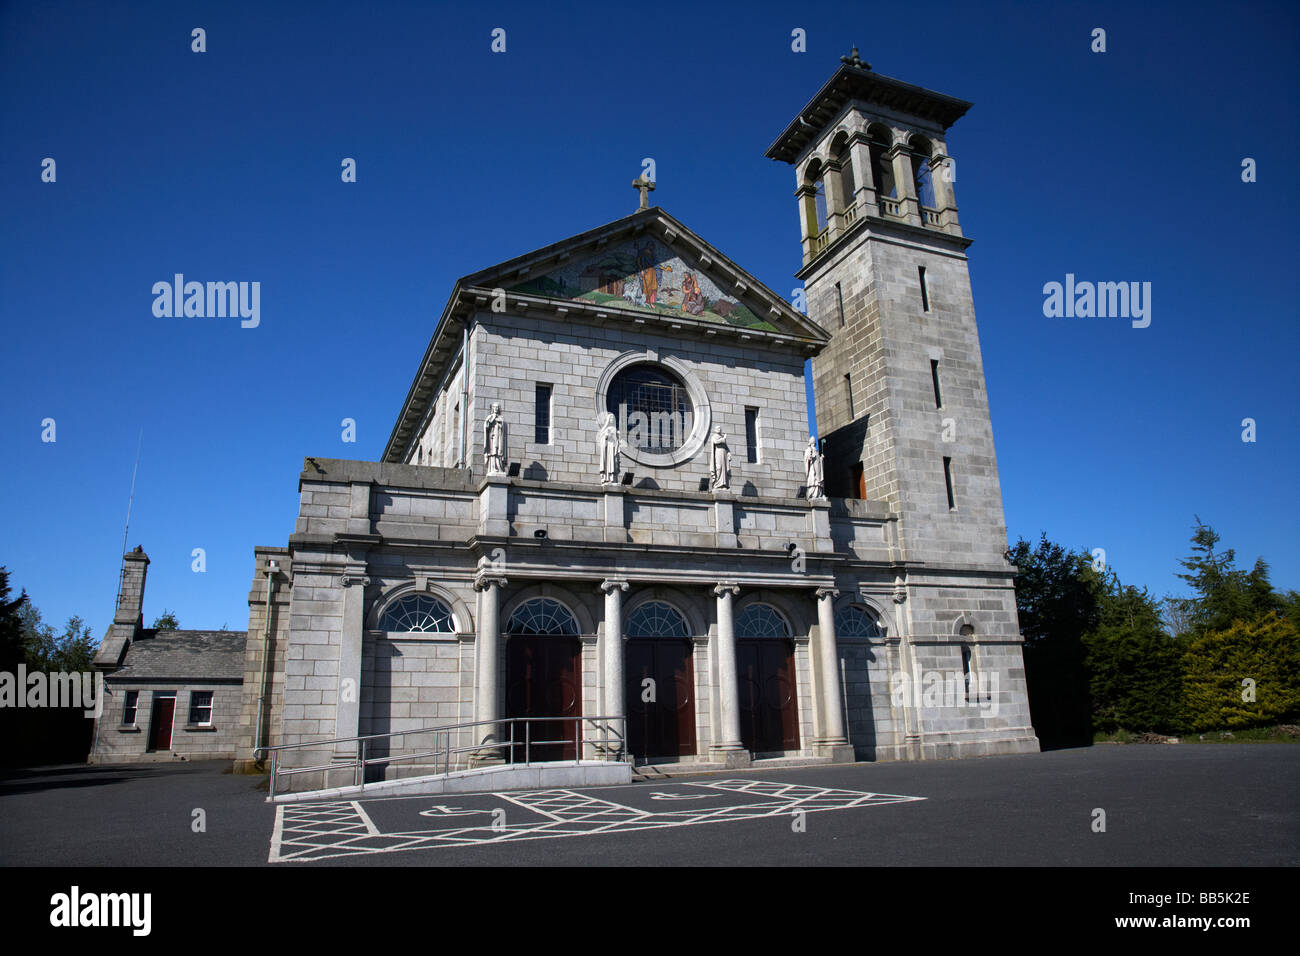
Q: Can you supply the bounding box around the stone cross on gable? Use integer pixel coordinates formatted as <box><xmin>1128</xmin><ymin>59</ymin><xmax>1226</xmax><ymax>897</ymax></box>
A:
<box><xmin>633</xmin><ymin>177</ymin><xmax>656</xmax><ymax>210</ymax></box>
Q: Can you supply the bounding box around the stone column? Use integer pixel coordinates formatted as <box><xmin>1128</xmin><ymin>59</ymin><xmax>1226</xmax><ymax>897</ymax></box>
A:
<box><xmin>795</xmin><ymin>181</ymin><xmax>819</xmax><ymax>265</ymax></box>
<box><xmin>929</xmin><ymin>151</ymin><xmax>962</xmax><ymax>235</ymax></box>
<box><xmin>334</xmin><ymin>570</ymin><xmax>369</xmax><ymax>760</ymax></box>
<box><xmin>814</xmin><ymin>587</ymin><xmax>854</xmax><ymax>761</ymax></box>
<box><xmin>886</xmin><ymin>134</ymin><xmax>918</xmax><ymax>224</ymax></box>
<box><xmin>824</xmin><ymin>157</ymin><xmax>846</xmax><ymax>235</ymax></box>
<box><xmin>711</xmin><ymin>583</ymin><xmax>749</xmax><ymax>767</ymax></box>
<box><xmin>473</xmin><ymin>573</ymin><xmax>507</xmax><ymax>754</ymax></box>
<box><xmin>848</xmin><ymin>134</ymin><xmax>876</xmax><ymax>211</ymax></box>
<box><xmin>600</xmin><ymin>578</ymin><xmax>629</xmax><ymax>754</ymax></box>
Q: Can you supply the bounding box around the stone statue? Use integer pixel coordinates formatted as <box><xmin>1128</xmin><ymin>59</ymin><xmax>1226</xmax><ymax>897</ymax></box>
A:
<box><xmin>484</xmin><ymin>403</ymin><xmax>506</xmax><ymax>475</ymax></box>
<box><xmin>709</xmin><ymin>426</ymin><xmax>731</xmax><ymax>491</ymax></box>
<box><xmin>804</xmin><ymin>436</ymin><xmax>825</xmax><ymax>499</ymax></box>
<box><xmin>598</xmin><ymin>412</ymin><xmax>621</xmax><ymax>483</ymax></box>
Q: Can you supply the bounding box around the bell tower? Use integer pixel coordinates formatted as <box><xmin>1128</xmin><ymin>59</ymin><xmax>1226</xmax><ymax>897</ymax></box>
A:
<box><xmin>768</xmin><ymin>51</ymin><xmax>1039</xmax><ymax>759</ymax></box>
<box><xmin>766</xmin><ymin>49</ymin><xmax>1010</xmax><ymax>569</ymax></box>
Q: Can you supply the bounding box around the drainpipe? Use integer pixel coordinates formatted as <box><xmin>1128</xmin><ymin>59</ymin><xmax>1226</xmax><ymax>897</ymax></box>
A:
<box><xmin>255</xmin><ymin>560</ymin><xmax>278</xmax><ymax>755</ymax></box>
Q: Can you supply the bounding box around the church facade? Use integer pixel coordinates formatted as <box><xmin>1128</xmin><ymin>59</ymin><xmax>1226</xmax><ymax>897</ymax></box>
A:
<box><xmin>91</xmin><ymin>54</ymin><xmax>1039</xmax><ymax>785</ymax></box>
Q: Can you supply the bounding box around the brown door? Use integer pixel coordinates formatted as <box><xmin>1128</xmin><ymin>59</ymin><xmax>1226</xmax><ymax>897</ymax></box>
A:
<box><xmin>147</xmin><ymin>695</ymin><xmax>175</xmax><ymax>752</ymax></box>
<box><xmin>737</xmin><ymin>640</ymin><xmax>800</xmax><ymax>753</ymax></box>
<box><xmin>852</xmin><ymin>461</ymin><xmax>867</xmax><ymax>499</ymax></box>
<box><xmin>506</xmin><ymin>637</ymin><xmax>582</xmax><ymax>761</ymax></box>
<box><xmin>626</xmin><ymin>639</ymin><xmax>696</xmax><ymax>759</ymax></box>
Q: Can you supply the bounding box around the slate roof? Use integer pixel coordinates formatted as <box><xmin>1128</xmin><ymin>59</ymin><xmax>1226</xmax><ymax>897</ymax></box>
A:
<box><xmin>107</xmin><ymin>629</ymin><xmax>247</xmax><ymax>683</ymax></box>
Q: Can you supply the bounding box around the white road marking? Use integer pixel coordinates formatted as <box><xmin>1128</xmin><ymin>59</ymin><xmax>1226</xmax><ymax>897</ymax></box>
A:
<box><xmin>352</xmin><ymin>800</ymin><xmax>381</xmax><ymax>835</ymax></box>
<box><xmin>269</xmin><ymin>779</ymin><xmax>925</xmax><ymax>863</ymax></box>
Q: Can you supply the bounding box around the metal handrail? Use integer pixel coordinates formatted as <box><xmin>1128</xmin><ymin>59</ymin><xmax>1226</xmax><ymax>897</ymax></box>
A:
<box><xmin>254</xmin><ymin>714</ymin><xmax>627</xmax><ymax>800</ymax></box>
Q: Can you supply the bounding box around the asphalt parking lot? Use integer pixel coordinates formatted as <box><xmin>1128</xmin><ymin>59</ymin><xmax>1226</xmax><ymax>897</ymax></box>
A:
<box><xmin>1</xmin><ymin>744</ymin><xmax>1296</xmax><ymax>867</ymax></box>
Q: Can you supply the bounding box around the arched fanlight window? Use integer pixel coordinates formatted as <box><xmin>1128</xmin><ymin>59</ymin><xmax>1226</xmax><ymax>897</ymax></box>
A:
<box><xmin>507</xmin><ymin>598</ymin><xmax>580</xmax><ymax>636</ymax></box>
<box><xmin>734</xmin><ymin>604</ymin><xmax>792</xmax><ymax>639</ymax></box>
<box><xmin>834</xmin><ymin>604</ymin><xmax>884</xmax><ymax>638</ymax></box>
<box><xmin>626</xmin><ymin>601</ymin><xmax>690</xmax><ymax>638</ymax></box>
<box><xmin>379</xmin><ymin>593</ymin><xmax>456</xmax><ymax>633</ymax></box>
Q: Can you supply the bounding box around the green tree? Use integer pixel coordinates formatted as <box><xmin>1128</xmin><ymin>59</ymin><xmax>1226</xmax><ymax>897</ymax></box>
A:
<box><xmin>0</xmin><ymin>568</ymin><xmax>29</xmax><ymax>672</ymax></box>
<box><xmin>1183</xmin><ymin>615</ymin><xmax>1300</xmax><ymax>730</ymax></box>
<box><xmin>50</xmin><ymin>616</ymin><xmax>97</xmax><ymax>672</ymax></box>
<box><xmin>152</xmin><ymin>610</ymin><xmax>180</xmax><ymax>630</ymax></box>
<box><xmin>1169</xmin><ymin>518</ymin><xmax>1281</xmax><ymax>637</ymax></box>
<box><xmin>1007</xmin><ymin>535</ymin><xmax>1103</xmax><ymax>747</ymax></box>
<box><xmin>1084</xmin><ymin>575</ymin><xmax>1185</xmax><ymax>734</ymax></box>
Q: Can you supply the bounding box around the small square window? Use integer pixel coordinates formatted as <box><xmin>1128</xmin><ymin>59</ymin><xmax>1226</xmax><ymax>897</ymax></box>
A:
<box><xmin>188</xmin><ymin>691</ymin><xmax>213</xmax><ymax>727</ymax></box>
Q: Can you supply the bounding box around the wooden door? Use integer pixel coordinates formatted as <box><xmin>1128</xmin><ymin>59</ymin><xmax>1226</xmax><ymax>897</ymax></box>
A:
<box><xmin>506</xmin><ymin>637</ymin><xmax>582</xmax><ymax>761</ymax></box>
<box><xmin>147</xmin><ymin>695</ymin><xmax>175</xmax><ymax>752</ymax></box>
<box><xmin>625</xmin><ymin>639</ymin><xmax>696</xmax><ymax>759</ymax></box>
<box><xmin>737</xmin><ymin>640</ymin><xmax>800</xmax><ymax>753</ymax></box>
<box><xmin>852</xmin><ymin>461</ymin><xmax>866</xmax><ymax>499</ymax></box>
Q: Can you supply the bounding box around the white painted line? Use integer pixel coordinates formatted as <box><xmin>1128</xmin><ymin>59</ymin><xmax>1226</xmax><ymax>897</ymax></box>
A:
<box><xmin>497</xmin><ymin>791</ymin><xmax>571</xmax><ymax>821</ymax></box>
<box><xmin>268</xmin><ymin>805</ymin><xmax>285</xmax><ymax>863</ymax></box>
<box><xmin>351</xmin><ymin>801</ymin><xmax>381</xmax><ymax>836</ymax></box>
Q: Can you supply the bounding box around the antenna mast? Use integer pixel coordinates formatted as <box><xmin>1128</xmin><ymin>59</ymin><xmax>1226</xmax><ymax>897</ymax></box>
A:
<box><xmin>115</xmin><ymin>430</ymin><xmax>143</xmax><ymax>608</ymax></box>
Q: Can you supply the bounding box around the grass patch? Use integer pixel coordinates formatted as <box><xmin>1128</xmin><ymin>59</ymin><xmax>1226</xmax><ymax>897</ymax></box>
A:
<box><xmin>1094</xmin><ymin>724</ymin><xmax>1300</xmax><ymax>744</ymax></box>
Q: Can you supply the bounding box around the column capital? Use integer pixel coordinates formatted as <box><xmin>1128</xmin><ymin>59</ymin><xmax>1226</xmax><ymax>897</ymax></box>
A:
<box><xmin>600</xmin><ymin>578</ymin><xmax>630</xmax><ymax>594</ymax></box>
<box><xmin>713</xmin><ymin>582</ymin><xmax>740</xmax><ymax>598</ymax></box>
<box><xmin>815</xmin><ymin>586</ymin><xmax>840</xmax><ymax>601</ymax></box>
<box><xmin>339</xmin><ymin>573</ymin><xmax>370</xmax><ymax>589</ymax></box>
<box><xmin>473</xmin><ymin>574</ymin><xmax>508</xmax><ymax>593</ymax></box>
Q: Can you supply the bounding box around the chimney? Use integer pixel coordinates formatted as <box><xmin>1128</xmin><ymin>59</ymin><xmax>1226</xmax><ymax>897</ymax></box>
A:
<box><xmin>114</xmin><ymin>545</ymin><xmax>150</xmax><ymax>628</ymax></box>
<box><xmin>95</xmin><ymin>546</ymin><xmax>150</xmax><ymax>670</ymax></box>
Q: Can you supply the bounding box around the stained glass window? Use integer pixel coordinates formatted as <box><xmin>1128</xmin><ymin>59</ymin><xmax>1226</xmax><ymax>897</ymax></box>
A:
<box><xmin>626</xmin><ymin>601</ymin><xmax>690</xmax><ymax>638</ymax></box>
<box><xmin>734</xmin><ymin>604</ymin><xmax>791</xmax><ymax>639</ymax></box>
<box><xmin>507</xmin><ymin>598</ymin><xmax>580</xmax><ymax>636</ymax></box>
<box><xmin>834</xmin><ymin>605</ymin><xmax>884</xmax><ymax>639</ymax></box>
<box><xmin>379</xmin><ymin>593</ymin><xmax>456</xmax><ymax>633</ymax></box>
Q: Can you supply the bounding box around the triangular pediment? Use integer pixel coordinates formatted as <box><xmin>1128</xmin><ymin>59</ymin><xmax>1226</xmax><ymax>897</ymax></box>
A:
<box><xmin>383</xmin><ymin>207</ymin><xmax>828</xmax><ymax>463</ymax></box>
<box><xmin>461</xmin><ymin>207</ymin><xmax>829</xmax><ymax>345</ymax></box>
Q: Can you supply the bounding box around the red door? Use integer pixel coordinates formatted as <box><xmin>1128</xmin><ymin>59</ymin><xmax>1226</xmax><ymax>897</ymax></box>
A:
<box><xmin>506</xmin><ymin>637</ymin><xmax>582</xmax><ymax>761</ymax></box>
<box><xmin>737</xmin><ymin>640</ymin><xmax>800</xmax><ymax>753</ymax></box>
<box><xmin>147</xmin><ymin>695</ymin><xmax>175</xmax><ymax>752</ymax></box>
<box><xmin>626</xmin><ymin>639</ymin><xmax>696</xmax><ymax>759</ymax></box>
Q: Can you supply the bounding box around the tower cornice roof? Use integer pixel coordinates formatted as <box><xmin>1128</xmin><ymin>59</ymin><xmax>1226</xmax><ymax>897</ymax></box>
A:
<box><xmin>765</xmin><ymin>63</ymin><xmax>973</xmax><ymax>165</ymax></box>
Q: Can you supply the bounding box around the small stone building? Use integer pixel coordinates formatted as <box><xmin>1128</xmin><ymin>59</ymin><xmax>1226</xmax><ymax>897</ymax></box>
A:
<box><xmin>89</xmin><ymin>548</ymin><xmax>247</xmax><ymax>763</ymax></box>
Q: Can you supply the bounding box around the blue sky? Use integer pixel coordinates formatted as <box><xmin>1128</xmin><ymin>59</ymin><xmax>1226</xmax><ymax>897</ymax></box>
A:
<box><xmin>2</xmin><ymin>0</ymin><xmax>1297</xmax><ymax>634</ymax></box>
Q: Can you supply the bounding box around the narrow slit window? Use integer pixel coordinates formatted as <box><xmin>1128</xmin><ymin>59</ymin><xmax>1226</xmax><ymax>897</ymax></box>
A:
<box><xmin>122</xmin><ymin>690</ymin><xmax>138</xmax><ymax>726</ymax></box>
<box><xmin>835</xmin><ymin>282</ymin><xmax>845</xmax><ymax>328</ymax></box>
<box><xmin>534</xmin><ymin>383</ymin><xmax>552</xmax><ymax>444</ymax></box>
<box><xmin>744</xmin><ymin>406</ymin><xmax>760</xmax><ymax>463</ymax></box>
<box><xmin>943</xmin><ymin>456</ymin><xmax>956</xmax><ymax>510</ymax></box>
<box><xmin>919</xmin><ymin>266</ymin><xmax>930</xmax><ymax>312</ymax></box>
<box><xmin>930</xmin><ymin>359</ymin><xmax>943</xmax><ymax>408</ymax></box>
<box><xmin>845</xmin><ymin>373</ymin><xmax>855</xmax><ymax>418</ymax></box>
<box><xmin>961</xmin><ymin>644</ymin><xmax>973</xmax><ymax>702</ymax></box>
